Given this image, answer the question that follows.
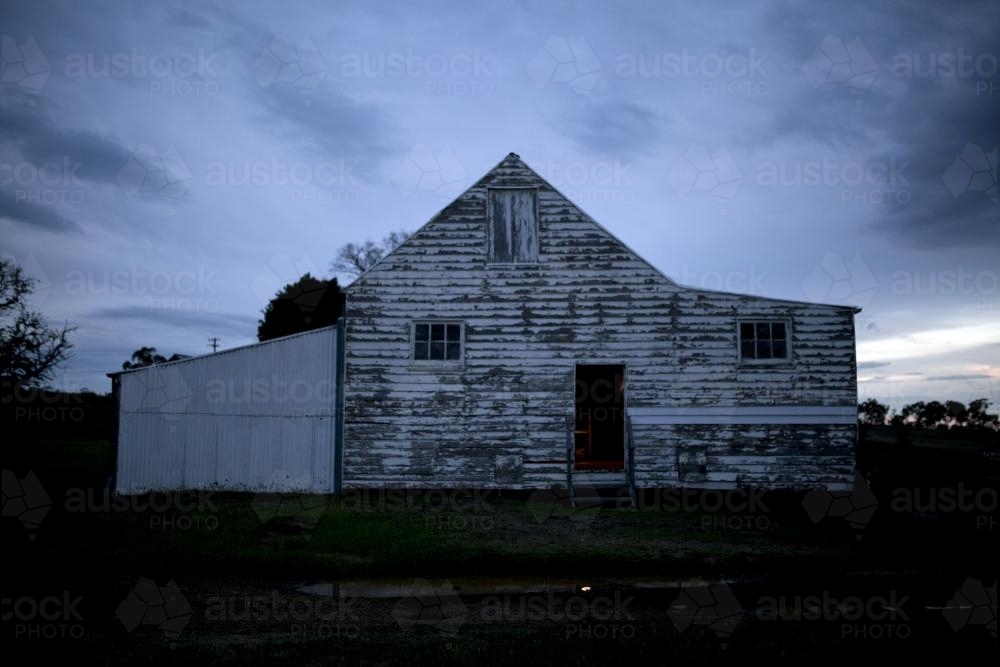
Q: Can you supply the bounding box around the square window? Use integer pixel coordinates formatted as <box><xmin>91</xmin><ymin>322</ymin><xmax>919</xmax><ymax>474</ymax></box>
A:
<box><xmin>413</xmin><ymin>321</ymin><xmax>463</xmax><ymax>361</ymax></box>
<box><xmin>739</xmin><ymin>320</ymin><xmax>790</xmax><ymax>362</ymax></box>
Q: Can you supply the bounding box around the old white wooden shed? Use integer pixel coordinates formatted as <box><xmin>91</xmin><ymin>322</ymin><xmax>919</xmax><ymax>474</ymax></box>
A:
<box><xmin>111</xmin><ymin>152</ymin><xmax>859</xmax><ymax>498</ymax></box>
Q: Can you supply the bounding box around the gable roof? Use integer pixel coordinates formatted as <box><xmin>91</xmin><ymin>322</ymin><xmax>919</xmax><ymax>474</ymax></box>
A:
<box><xmin>347</xmin><ymin>152</ymin><xmax>860</xmax><ymax>313</ymax></box>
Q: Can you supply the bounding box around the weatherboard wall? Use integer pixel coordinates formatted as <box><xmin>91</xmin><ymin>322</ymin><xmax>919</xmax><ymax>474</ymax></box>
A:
<box><xmin>115</xmin><ymin>326</ymin><xmax>339</xmax><ymax>494</ymax></box>
<box><xmin>342</xmin><ymin>154</ymin><xmax>857</xmax><ymax>490</ymax></box>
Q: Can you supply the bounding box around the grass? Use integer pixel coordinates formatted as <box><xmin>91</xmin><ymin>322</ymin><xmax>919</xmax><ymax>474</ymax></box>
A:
<box><xmin>5</xmin><ymin>438</ymin><xmax>997</xmax><ymax>664</ymax></box>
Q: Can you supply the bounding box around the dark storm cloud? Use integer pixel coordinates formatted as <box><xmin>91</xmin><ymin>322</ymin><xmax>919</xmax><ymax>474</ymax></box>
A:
<box><xmin>0</xmin><ymin>97</ymin><xmax>133</xmax><ymax>186</ymax></box>
<box><xmin>0</xmin><ymin>197</ymin><xmax>81</xmax><ymax>233</ymax></box>
<box><xmin>756</xmin><ymin>0</ymin><xmax>999</xmax><ymax>249</ymax></box>
<box><xmin>875</xmin><ymin>90</ymin><xmax>998</xmax><ymax>249</ymax></box>
<box><xmin>248</xmin><ymin>86</ymin><xmax>394</xmax><ymax>180</ymax></box>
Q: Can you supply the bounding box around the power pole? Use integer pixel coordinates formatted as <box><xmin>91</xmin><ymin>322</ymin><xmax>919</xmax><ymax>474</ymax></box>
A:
<box><xmin>208</xmin><ymin>337</ymin><xmax>220</xmax><ymax>353</ymax></box>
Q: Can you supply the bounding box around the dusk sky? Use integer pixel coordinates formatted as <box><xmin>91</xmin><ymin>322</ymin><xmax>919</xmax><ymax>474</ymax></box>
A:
<box><xmin>2</xmin><ymin>0</ymin><xmax>997</xmax><ymax>409</ymax></box>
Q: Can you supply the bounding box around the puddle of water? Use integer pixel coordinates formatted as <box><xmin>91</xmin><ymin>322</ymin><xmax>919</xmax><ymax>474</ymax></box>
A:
<box><xmin>296</xmin><ymin>575</ymin><xmax>763</xmax><ymax>599</ymax></box>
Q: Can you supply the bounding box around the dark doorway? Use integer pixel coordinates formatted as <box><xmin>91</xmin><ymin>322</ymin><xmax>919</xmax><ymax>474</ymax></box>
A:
<box><xmin>574</xmin><ymin>364</ymin><xmax>625</xmax><ymax>470</ymax></box>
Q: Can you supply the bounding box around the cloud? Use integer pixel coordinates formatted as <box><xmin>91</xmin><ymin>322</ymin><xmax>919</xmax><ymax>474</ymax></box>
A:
<box><xmin>0</xmin><ymin>197</ymin><xmax>81</xmax><ymax>233</ymax></box>
<box><xmin>247</xmin><ymin>84</ymin><xmax>394</xmax><ymax>175</ymax></box>
<box><xmin>556</xmin><ymin>100</ymin><xmax>666</xmax><ymax>157</ymax></box>
<box><xmin>91</xmin><ymin>306</ymin><xmax>258</xmax><ymax>336</ymax></box>
<box><xmin>162</xmin><ymin>7</ymin><xmax>213</xmax><ymax>29</ymax></box>
<box><xmin>756</xmin><ymin>0</ymin><xmax>1000</xmax><ymax>249</ymax></box>
<box><xmin>0</xmin><ymin>97</ymin><xmax>133</xmax><ymax>186</ymax></box>
<box><xmin>859</xmin><ymin>325</ymin><xmax>999</xmax><ymax>363</ymax></box>
<box><xmin>858</xmin><ymin>361</ymin><xmax>890</xmax><ymax>370</ymax></box>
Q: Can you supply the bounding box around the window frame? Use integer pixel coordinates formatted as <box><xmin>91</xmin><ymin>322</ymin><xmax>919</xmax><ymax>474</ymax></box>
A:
<box><xmin>736</xmin><ymin>318</ymin><xmax>792</xmax><ymax>365</ymax></box>
<box><xmin>485</xmin><ymin>186</ymin><xmax>540</xmax><ymax>266</ymax></box>
<box><xmin>410</xmin><ymin>320</ymin><xmax>465</xmax><ymax>364</ymax></box>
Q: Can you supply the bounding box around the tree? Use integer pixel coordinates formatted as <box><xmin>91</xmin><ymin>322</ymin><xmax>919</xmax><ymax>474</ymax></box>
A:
<box><xmin>917</xmin><ymin>401</ymin><xmax>948</xmax><ymax>429</ymax></box>
<box><xmin>900</xmin><ymin>401</ymin><xmax>925</xmax><ymax>426</ymax></box>
<box><xmin>331</xmin><ymin>229</ymin><xmax>411</xmax><ymax>279</ymax></box>
<box><xmin>0</xmin><ymin>259</ymin><xmax>74</xmax><ymax>386</ymax></box>
<box><xmin>944</xmin><ymin>400</ymin><xmax>968</xmax><ymax>428</ymax></box>
<box><xmin>121</xmin><ymin>347</ymin><xmax>188</xmax><ymax>370</ymax></box>
<box><xmin>858</xmin><ymin>398</ymin><xmax>889</xmax><ymax>426</ymax></box>
<box><xmin>967</xmin><ymin>398</ymin><xmax>999</xmax><ymax>429</ymax></box>
<box><xmin>257</xmin><ymin>273</ymin><xmax>345</xmax><ymax>342</ymax></box>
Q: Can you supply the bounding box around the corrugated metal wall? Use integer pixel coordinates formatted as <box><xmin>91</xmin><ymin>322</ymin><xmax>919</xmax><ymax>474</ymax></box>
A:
<box><xmin>115</xmin><ymin>325</ymin><xmax>341</xmax><ymax>494</ymax></box>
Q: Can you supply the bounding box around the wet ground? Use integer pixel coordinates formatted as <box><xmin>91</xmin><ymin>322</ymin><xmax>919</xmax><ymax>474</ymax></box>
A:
<box><xmin>4</xmin><ymin>439</ymin><xmax>997</xmax><ymax>664</ymax></box>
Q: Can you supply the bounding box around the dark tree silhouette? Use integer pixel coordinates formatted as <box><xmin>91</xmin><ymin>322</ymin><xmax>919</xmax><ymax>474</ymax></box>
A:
<box><xmin>945</xmin><ymin>400</ymin><xmax>968</xmax><ymax>427</ymax></box>
<box><xmin>331</xmin><ymin>229</ymin><xmax>411</xmax><ymax>279</ymax></box>
<box><xmin>967</xmin><ymin>398</ymin><xmax>999</xmax><ymax>428</ymax></box>
<box><xmin>122</xmin><ymin>347</ymin><xmax>188</xmax><ymax>369</ymax></box>
<box><xmin>900</xmin><ymin>401</ymin><xmax>926</xmax><ymax>426</ymax></box>
<box><xmin>858</xmin><ymin>398</ymin><xmax>889</xmax><ymax>426</ymax></box>
<box><xmin>0</xmin><ymin>258</ymin><xmax>74</xmax><ymax>386</ymax></box>
<box><xmin>257</xmin><ymin>273</ymin><xmax>345</xmax><ymax>342</ymax></box>
<box><xmin>918</xmin><ymin>401</ymin><xmax>948</xmax><ymax>428</ymax></box>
